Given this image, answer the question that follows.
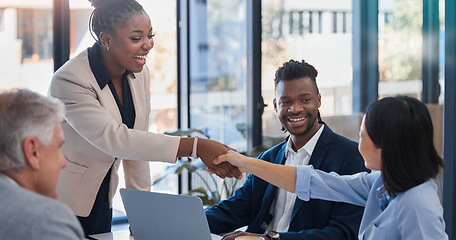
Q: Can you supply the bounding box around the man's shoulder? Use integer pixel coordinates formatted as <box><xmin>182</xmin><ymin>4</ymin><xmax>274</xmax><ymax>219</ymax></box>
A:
<box><xmin>258</xmin><ymin>141</ymin><xmax>287</xmax><ymax>161</ymax></box>
<box><xmin>1</xmin><ymin>181</ymin><xmax>73</xmax><ymax>215</ymax></box>
<box><xmin>323</xmin><ymin>125</ymin><xmax>359</xmax><ymax>149</ymax></box>
<box><xmin>319</xmin><ymin>125</ymin><xmax>368</xmax><ymax>174</ymax></box>
<box><xmin>324</xmin><ymin>129</ymin><xmax>362</xmax><ymax>161</ymax></box>
<box><xmin>0</xmin><ymin>183</ymin><xmax>83</xmax><ymax>239</ymax></box>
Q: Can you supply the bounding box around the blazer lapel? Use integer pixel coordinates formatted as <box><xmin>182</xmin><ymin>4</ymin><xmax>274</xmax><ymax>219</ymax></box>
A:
<box><xmin>261</xmin><ymin>143</ymin><xmax>287</xmax><ymax>204</ymax></box>
<box><xmin>257</xmin><ymin>144</ymin><xmax>288</xmax><ymax>230</ymax></box>
<box><xmin>307</xmin><ymin>124</ymin><xmax>332</xmax><ymax>170</ymax></box>
<box><xmin>290</xmin><ymin>124</ymin><xmax>333</xmax><ymax>222</ymax></box>
<box><xmin>97</xmin><ymin>83</ymin><xmax>122</xmax><ymax>124</ymax></box>
<box><xmin>127</xmin><ymin>74</ymin><xmax>144</xmax><ymax>129</ymax></box>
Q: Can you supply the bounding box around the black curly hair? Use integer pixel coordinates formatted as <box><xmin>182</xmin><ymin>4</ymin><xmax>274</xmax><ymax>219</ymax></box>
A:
<box><xmin>88</xmin><ymin>0</ymin><xmax>145</xmax><ymax>42</ymax></box>
<box><xmin>274</xmin><ymin>59</ymin><xmax>319</xmax><ymax>94</ymax></box>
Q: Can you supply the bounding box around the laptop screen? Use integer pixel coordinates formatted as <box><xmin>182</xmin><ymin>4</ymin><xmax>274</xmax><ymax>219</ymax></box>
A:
<box><xmin>120</xmin><ymin>188</ymin><xmax>221</xmax><ymax>240</ymax></box>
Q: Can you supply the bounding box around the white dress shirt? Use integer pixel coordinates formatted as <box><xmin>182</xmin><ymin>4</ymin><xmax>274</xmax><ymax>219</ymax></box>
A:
<box><xmin>267</xmin><ymin>124</ymin><xmax>324</xmax><ymax>232</ymax></box>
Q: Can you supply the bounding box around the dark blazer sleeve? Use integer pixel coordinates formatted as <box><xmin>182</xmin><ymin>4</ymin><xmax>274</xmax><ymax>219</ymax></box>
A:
<box><xmin>205</xmin><ymin>173</ymin><xmax>255</xmax><ymax>234</ymax></box>
<box><xmin>280</xmin><ymin>143</ymin><xmax>367</xmax><ymax>240</ymax></box>
<box><xmin>205</xmin><ymin>148</ymin><xmax>278</xmax><ymax>235</ymax></box>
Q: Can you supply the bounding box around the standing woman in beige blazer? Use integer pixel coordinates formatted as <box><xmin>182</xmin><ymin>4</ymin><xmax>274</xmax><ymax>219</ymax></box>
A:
<box><xmin>49</xmin><ymin>0</ymin><xmax>239</xmax><ymax>235</ymax></box>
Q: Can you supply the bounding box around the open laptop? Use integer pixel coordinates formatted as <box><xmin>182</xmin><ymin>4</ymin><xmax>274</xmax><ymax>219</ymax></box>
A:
<box><xmin>120</xmin><ymin>188</ymin><xmax>222</xmax><ymax>240</ymax></box>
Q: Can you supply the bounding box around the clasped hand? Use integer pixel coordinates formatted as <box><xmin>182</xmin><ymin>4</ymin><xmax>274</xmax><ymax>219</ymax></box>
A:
<box><xmin>198</xmin><ymin>138</ymin><xmax>242</xmax><ymax>179</ymax></box>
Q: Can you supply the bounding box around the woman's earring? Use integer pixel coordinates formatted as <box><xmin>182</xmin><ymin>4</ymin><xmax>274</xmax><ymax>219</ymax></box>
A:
<box><xmin>107</xmin><ymin>46</ymin><xmax>110</xmax><ymax>51</ymax></box>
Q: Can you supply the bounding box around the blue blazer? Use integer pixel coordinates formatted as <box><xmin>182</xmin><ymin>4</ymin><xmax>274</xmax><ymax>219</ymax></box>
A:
<box><xmin>206</xmin><ymin>125</ymin><xmax>369</xmax><ymax>240</ymax></box>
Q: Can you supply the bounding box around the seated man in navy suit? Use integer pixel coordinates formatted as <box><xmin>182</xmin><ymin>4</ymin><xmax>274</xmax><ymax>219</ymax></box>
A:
<box><xmin>206</xmin><ymin>59</ymin><xmax>369</xmax><ymax>240</ymax></box>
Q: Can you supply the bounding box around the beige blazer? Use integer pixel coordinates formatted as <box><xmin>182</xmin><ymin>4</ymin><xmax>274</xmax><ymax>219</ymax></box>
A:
<box><xmin>49</xmin><ymin>49</ymin><xmax>180</xmax><ymax>217</ymax></box>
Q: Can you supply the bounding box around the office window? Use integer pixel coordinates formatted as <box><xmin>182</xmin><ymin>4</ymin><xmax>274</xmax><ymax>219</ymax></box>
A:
<box><xmin>262</xmin><ymin>0</ymin><xmax>354</xmax><ymax>144</ymax></box>
<box><xmin>0</xmin><ymin>3</ymin><xmax>54</xmax><ymax>94</ymax></box>
<box><xmin>309</xmin><ymin>11</ymin><xmax>313</xmax><ymax>33</ymax></box>
<box><xmin>0</xmin><ymin>10</ymin><xmax>5</xmax><ymax>31</ymax></box>
<box><xmin>188</xmin><ymin>0</ymin><xmax>248</xmax><ymax>153</ymax></box>
<box><xmin>343</xmin><ymin>12</ymin><xmax>347</xmax><ymax>33</ymax></box>
<box><xmin>439</xmin><ymin>0</ymin><xmax>445</xmax><ymax>104</ymax></box>
<box><xmin>378</xmin><ymin>0</ymin><xmax>424</xmax><ymax>98</ymax></box>
<box><xmin>173</xmin><ymin>0</ymin><xmax>250</xmax><ymax>200</ymax></box>
<box><xmin>17</xmin><ymin>9</ymin><xmax>53</xmax><ymax>61</ymax></box>
<box><xmin>264</xmin><ymin>9</ymin><xmax>323</xmax><ymax>38</ymax></box>
<box><xmin>318</xmin><ymin>11</ymin><xmax>323</xmax><ymax>33</ymax></box>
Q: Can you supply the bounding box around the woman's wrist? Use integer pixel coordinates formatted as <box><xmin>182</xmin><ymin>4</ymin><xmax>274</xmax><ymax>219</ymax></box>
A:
<box><xmin>177</xmin><ymin>137</ymin><xmax>196</xmax><ymax>158</ymax></box>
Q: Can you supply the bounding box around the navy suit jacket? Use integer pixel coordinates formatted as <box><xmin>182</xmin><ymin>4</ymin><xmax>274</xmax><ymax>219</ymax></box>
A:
<box><xmin>206</xmin><ymin>125</ymin><xmax>369</xmax><ymax>240</ymax></box>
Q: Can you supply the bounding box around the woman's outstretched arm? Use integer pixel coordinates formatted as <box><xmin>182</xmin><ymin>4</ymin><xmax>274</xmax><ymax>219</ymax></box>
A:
<box><xmin>214</xmin><ymin>151</ymin><xmax>297</xmax><ymax>192</ymax></box>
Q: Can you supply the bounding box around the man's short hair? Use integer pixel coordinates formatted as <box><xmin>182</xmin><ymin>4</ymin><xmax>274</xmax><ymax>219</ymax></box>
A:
<box><xmin>274</xmin><ymin>59</ymin><xmax>319</xmax><ymax>94</ymax></box>
<box><xmin>0</xmin><ymin>89</ymin><xmax>64</xmax><ymax>170</ymax></box>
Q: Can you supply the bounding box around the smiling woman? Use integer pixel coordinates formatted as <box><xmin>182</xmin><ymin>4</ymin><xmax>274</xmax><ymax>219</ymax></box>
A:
<box><xmin>93</xmin><ymin>7</ymin><xmax>154</xmax><ymax>75</ymax></box>
<box><xmin>48</xmin><ymin>0</ymin><xmax>240</xmax><ymax>236</ymax></box>
<box><xmin>48</xmin><ymin>0</ymin><xmax>161</xmax><ymax>235</ymax></box>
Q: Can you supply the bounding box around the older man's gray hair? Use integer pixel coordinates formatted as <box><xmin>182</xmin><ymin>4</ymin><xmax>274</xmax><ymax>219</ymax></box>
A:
<box><xmin>0</xmin><ymin>89</ymin><xmax>64</xmax><ymax>170</ymax></box>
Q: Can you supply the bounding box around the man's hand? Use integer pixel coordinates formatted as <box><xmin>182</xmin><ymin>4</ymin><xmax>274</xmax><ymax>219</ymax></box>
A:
<box><xmin>197</xmin><ymin>138</ymin><xmax>242</xmax><ymax>179</ymax></box>
<box><xmin>221</xmin><ymin>230</ymin><xmax>269</xmax><ymax>240</ymax></box>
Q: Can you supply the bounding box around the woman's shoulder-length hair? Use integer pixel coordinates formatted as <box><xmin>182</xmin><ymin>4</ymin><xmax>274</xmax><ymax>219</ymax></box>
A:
<box><xmin>364</xmin><ymin>95</ymin><xmax>444</xmax><ymax>194</ymax></box>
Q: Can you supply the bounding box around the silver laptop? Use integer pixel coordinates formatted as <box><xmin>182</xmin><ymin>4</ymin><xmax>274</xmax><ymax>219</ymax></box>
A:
<box><xmin>120</xmin><ymin>188</ymin><xmax>222</xmax><ymax>240</ymax></box>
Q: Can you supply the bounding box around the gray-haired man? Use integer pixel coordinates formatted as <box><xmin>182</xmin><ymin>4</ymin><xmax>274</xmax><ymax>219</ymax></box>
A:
<box><xmin>0</xmin><ymin>89</ymin><xmax>84</xmax><ymax>239</ymax></box>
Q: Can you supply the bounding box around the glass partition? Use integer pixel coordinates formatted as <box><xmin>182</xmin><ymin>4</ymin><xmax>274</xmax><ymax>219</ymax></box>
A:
<box><xmin>378</xmin><ymin>0</ymin><xmax>424</xmax><ymax>99</ymax></box>
<box><xmin>0</xmin><ymin>2</ymin><xmax>54</xmax><ymax>94</ymax></box>
<box><xmin>261</xmin><ymin>0</ymin><xmax>354</xmax><ymax>142</ymax></box>
<box><xmin>188</xmin><ymin>0</ymin><xmax>248</xmax><ymax>153</ymax></box>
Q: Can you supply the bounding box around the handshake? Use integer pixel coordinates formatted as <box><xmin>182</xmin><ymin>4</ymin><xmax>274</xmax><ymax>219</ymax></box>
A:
<box><xmin>190</xmin><ymin>137</ymin><xmax>242</xmax><ymax>179</ymax></box>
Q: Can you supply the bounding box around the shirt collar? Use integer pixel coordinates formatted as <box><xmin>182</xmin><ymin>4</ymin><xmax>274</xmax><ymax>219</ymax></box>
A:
<box><xmin>376</xmin><ymin>184</ymin><xmax>396</xmax><ymax>211</ymax></box>
<box><xmin>0</xmin><ymin>172</ymin><xmax>19</xmax><ymax>187</ymax></box>
<box><xmin>88</xmin><ymin>43</ymin><xmax>135</xmax><ymax>90</ymax></box>
<box><xmin>285</xmin><ymin>124</ymin><xmax>325</xmax><ymax>158</ymax></box>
